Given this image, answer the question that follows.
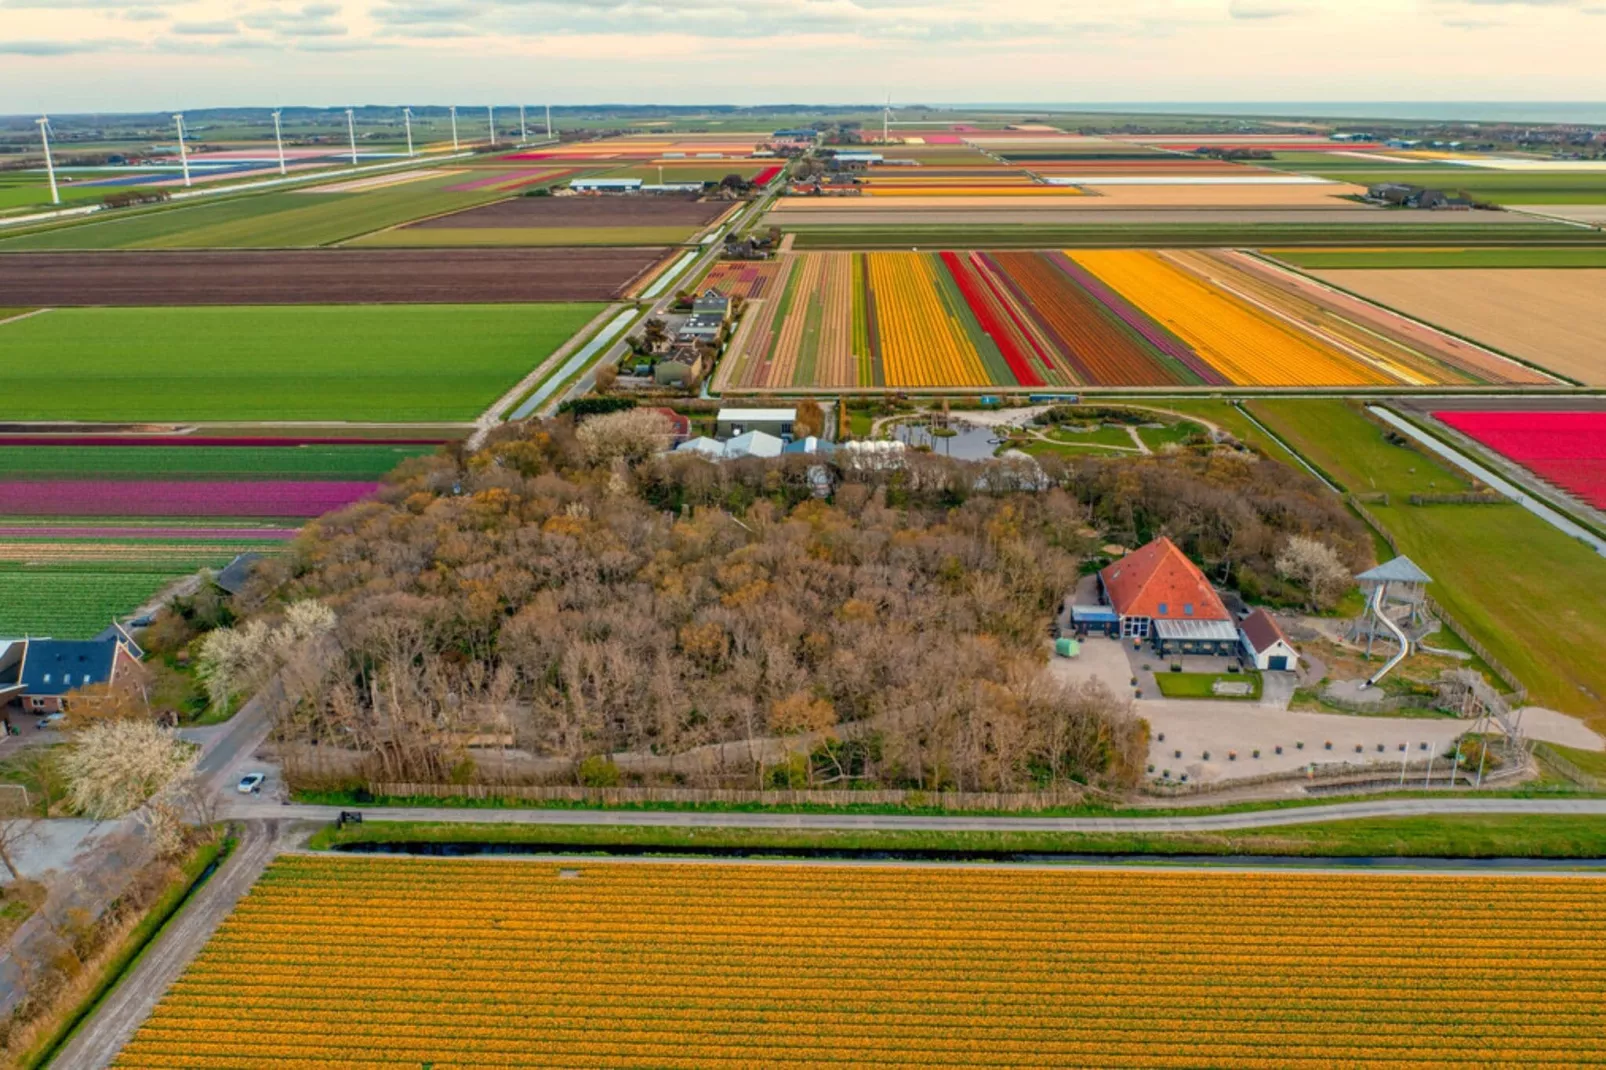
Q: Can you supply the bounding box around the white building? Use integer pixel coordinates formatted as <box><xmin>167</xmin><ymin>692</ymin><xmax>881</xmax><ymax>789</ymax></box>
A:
<box><xmin>1239</xmin><ymin>608</ymin><xmax>1299</xmax><ymax>672</ymax></box>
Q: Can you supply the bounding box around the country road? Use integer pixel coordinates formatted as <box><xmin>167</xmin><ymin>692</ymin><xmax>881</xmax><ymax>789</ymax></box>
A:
<box><xmin>219</xmin><ymin>795</ymin><xmax>1606</xmax><ymax>832</ymax></box>
<box><xmin>48</xmin><ymin>821</ymin><xmax>289</xmax><ymax>1070</ymax></box>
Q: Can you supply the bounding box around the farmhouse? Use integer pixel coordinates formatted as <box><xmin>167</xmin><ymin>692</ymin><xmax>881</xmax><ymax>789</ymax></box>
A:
<box><xmin>0</xmin><ymin>627</ymin><xmax>144</xmax><ymax>718</ymax></box>
<box><xmin>654</xmin><ymin>346</ymin><xmax>706</xmax><ymax>387</ymax></box>
<box><xmin>571</xmin><ymin>177</ymin><xmax>643</xmax><ymax>193</ymax></box>
<box><xmin>1091</xmin><ymin>537</ymin><xmax>1238</xmax><ymax>656</ymax></box>
<box><xmin>1239</xmin><ymin>608</ymin><xmax>1299</xmax><ymax>671</ymax></box>
<box><xmin>716</xmin><ymin>407</ymin><xmax>796</xmax><ymax>439</ymax></box>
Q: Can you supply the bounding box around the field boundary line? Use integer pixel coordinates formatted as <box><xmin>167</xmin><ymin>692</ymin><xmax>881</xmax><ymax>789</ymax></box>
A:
<box><xmin>0</xmin><ymin>308</ymin><xmax>52</xmax><ymax>327</ymax></box>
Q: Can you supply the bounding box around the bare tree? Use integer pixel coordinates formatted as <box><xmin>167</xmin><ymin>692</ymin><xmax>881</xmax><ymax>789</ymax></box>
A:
<box><xmin>0</xmin><ymin>818</ymin><xmax>39</xmax><ymax>882</ymax></box>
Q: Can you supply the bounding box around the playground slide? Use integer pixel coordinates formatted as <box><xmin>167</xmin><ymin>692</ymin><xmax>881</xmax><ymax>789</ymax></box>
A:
<box><xmin>1363</xmin><ymin>584</ymin><xmax>1410</xmax><ymax>689</ymax></box>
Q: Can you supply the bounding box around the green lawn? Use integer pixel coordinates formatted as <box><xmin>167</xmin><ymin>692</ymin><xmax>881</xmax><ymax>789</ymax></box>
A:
<box><xmin>0</xmin><ymin>304</ymin><xmax>603</xmax><ymax>421</ymax></box>
<box><xmin>0</xmin><ymin>173</ymin><xmax>504</xmax><ymax>250</ymax></box>
<box><xmin>0</xmin><ymin>176</ymin><xmax>113</xmax><ymax>214</ymax></box>
<box><xmin>1263</xmin><ymin>247</ymin><xmax>1606</xmax><ymax>270</ymax></box>
<box><xmin>0</xmin><ymin>445</ymin><xmax>433</xmax><ymax>480</ymax></box>
<box><xmin>1245</xmin><ymin>399</ymin><xmax>1471</xmax><ymax>496</ymax></box>
<box><xmin>1153</xmin><ymin>671</ymin><xmax>1263</xmax><ymax>700</ymax></box>
<box><xmin>1043</xmin><ymin>425</ymin><xmax>1139</xmax><ymax>449</ymax></box>
<box><xmin>306</xmin><ymin>816</ymin><xmax>1606</xmax><ymax>860</ymax></box>
<box><xmin>1100</xmin><ymin>398</ymin><xmax>1302</xmax><ymax>465</ymax></box>
<box><xmin>1247</xmin><ymin>399</ymin><xmax>1606</xmax><ymax>721</ymax></box>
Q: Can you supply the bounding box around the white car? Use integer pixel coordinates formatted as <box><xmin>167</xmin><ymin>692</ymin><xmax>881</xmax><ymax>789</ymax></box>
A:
<box><xmin>237</xmin><ymin>773</ymin><xmax>266</xmax><ymax>795</ymax></box>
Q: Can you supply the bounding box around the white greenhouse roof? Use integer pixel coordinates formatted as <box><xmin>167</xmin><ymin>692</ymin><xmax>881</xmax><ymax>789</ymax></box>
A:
<box><xmin>1153</xmin><ymin>619</ymin><xmax>1240</xmax><ymax>642</ymax></box>
<box><xmin>717</xmin><ymin>407</ymin><xmax>796</xmax><ymax>422</ymax></box>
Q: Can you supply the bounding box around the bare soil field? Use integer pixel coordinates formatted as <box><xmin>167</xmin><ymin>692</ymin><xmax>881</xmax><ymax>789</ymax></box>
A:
<box><xmin>1315</xmin><ymin>268</ymin><xmax>1606</xmax><ymax>384</ymax></box>
<box><xmin>0</xmin><ymin>248</ymin><xmax>668</xmax><ymax>305</ymax></box>
<box><xmin>1075</xmin><ymin>183</ymin><xmax>1368</xmax><ymax>206</ymax></box>
<box><xmin>767</xmin><ymin>205</ymin><xmax>1537</xmax><ymax>226</ymax></box>
<box><xmin>406</xmin><ymin>195</ymin><xmax>729</xmax><ymax>230</ymax></box>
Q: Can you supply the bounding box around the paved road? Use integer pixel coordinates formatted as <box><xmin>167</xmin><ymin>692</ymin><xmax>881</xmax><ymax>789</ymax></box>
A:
<box><xmin>49</xmin><ymin>820</ymin><xmax>288</xmax><ymax>1070</ymax></box>
<box><xmin>220</xmin><ymin>795</ymin><xmax>1606</xmax><ymax>832</ymax></box>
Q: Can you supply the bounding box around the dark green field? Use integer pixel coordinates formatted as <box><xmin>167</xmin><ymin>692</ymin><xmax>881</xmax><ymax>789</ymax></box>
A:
<box><xmin>0</xmin><ymin>444</ymin><xmax>434</xmax><ymax>480</ymax></box>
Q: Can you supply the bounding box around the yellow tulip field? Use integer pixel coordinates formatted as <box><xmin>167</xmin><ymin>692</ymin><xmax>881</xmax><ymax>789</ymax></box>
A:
<box><xmin>113</xmin><ymin>856</ymin><xmax>1606</xmax><ymax>1068</ymax></box>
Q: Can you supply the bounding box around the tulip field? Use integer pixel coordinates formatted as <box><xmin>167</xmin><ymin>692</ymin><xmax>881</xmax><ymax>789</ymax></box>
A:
<box><xmin>0</xmin><ymin>439</ymin><xmax>438</xmax><ymax>637</ymax></box>
<box><xmin>714</xmin><ymin>249</ymin><xmax>1548</xmax><ymax>391</ymax></box>
<box><xmin>114</xmin><ymin>856</ymin><xmax>1606</xmax><ymax>1068</ymax></box>
<box><xmin>1436</xmin><ymin>410</ymin><xmax>1606</xmax><ymax>510</ymax></box>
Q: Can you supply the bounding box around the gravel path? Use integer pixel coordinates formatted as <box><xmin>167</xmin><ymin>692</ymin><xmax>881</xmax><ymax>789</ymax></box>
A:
<box><xmin>49</xmin><ymin>821</ymin><xmax>289</xmax><ymax>1070</ymax></box>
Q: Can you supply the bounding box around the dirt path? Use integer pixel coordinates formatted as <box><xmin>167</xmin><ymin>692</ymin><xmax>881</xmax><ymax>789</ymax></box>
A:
<box><xmin>50</xmin><ymin>821</ymin><xmax>290</xmax><ymax>1070</ymax></box>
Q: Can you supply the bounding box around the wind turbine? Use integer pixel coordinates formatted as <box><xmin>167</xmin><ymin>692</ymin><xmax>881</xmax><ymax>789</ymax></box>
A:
<box><xmin>344</xmin><ymin>107</ymin><xmax>358</xmax><ymax>166</ymax></box>
<box><xmin>271</xmin><ymin>109</ymin><xmax>287</xmax><ymax>175</ymax></box>
<box><xmin>882</xmin><ymin>94</ymin><xmax>891</xmax><ymax>145</ymax></box>
<box><xmin>173</xmin><ymin>113</ymin><xmax>192</xmax><ymax>187</ymax></box>
<box><xmin>487</xmin><ymin>104</ymin><xmax>496</xmax><ymax>147</ymax></box>
<box><xmin>545</xmin><ymin>103</ymin><xmax>552</xmax><ymax>141</ymax></box>
<box><xmin>449</xmin><ymin>105</ymin><xmax>459</xmax><ymax>151</ymax></box>
<box><xmin>35</xmin><ymin>116</ymin><xmax>59</xmax><ymax>205</ymax></box>
<box><xmin>403</xmin><ymin>107</ymin><xmax>415</xmax><ymax>158</ymax></box>
<box><xmin>519</xmin><ymin>104</ymin><xmax>527</xmax><ymax>145</ymax></box>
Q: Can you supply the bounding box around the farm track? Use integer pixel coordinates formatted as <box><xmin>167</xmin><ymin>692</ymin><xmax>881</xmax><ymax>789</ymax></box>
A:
<box><xmin>54</xmin><ymin>821</ymin><xmax>292</xmax><ymax>1070</ymax></box>
<box><xmin>0</xmin><ymin>249</ymin><xmax>666</xmax><ymax>305</ymax></box>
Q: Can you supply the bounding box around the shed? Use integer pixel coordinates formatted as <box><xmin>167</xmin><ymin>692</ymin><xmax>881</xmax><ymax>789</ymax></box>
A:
<box><xmin>570</xmin><ymin>177</ymin><xmax>643</xmax><ymax>193</ymax></box>
<box><xmin>1070</xmin><ymin>604</ymin><xmax>1119</xmax><ymax>637</ymax></box>
<box><xmin>725</xmin><ymin>430</ymin><xmax>785</xmax><ymax>459</ymax></box>
<box><xmin>1152</xmin><ymin>618</ymin><xmax>1241</xmax><ymax>657</ymax></box>
<box><xmin>717</xmin><ymin>407</ymin><xmax>796</xmax><ymax>439</ymax></box>
<box><xmin>1239</xmin><ymin>608</ymin><xmax>1299</xmax><ymax>671</ymax></box>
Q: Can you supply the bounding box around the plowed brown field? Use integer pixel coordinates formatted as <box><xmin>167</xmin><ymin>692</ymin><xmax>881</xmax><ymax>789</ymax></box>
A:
<box><xmin>0</xmin><ymin>248</ymin><xmax>667</xmax><ymax>305</ymax></box>
<box><xmin>406</xmin><ymin>195</ymin><xmax>729</xmax><ymax>229</ymax></box>
<box><xmin>1315</xmin><ymin>268</ymin><xmax>1606</xmax><ymax>384</ymax></box>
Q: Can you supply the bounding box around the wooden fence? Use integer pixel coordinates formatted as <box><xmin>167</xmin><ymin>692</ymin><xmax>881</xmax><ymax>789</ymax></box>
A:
<box><xmin>1530</xmin><ymin>741</ymin><xmax>1604</xmax><ymax>790</ymax></box>
<box><xmin>369</xmin><ymin>783</ymin><xmax>1091</xmax><ymax>812</ymax></box>
<box><xmin>1423</xmin><ymin>595</ymin><xmax>1527</xmax><ymax>703</ymax></box>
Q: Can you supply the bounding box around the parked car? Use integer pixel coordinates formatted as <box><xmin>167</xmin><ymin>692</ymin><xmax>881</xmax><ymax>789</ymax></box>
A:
<box><xmin>237</xmin><ymin>773</ymin><xmax>266</xmax><ymax>795</ymax></box>
<box><xmin>35</xmin><ymin>712</ymin><xmax>66</xmax><ymax>731</ymax></box>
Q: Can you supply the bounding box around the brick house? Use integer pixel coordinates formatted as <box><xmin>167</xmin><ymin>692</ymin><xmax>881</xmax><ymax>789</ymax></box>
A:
<box><xmin>0</xmin><ymin>627</ymin><xmax>144</xmax><ymax>719</ymax></box>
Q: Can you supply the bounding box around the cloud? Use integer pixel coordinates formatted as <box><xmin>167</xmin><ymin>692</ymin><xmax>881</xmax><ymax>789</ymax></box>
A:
<box><xmin>0</xmin><ymin>0</ymin><xmax>179</xmax><ymax>7</ymax></box>
<box><xmin>171</xmin><ymin>18</ymin><xmax>238</xmax><ymax>33</ymax></box>
<box><xmin>1227</xmin><ymin>0</ymin><xmax>1304</xmax><ymax>17</ymax></box>
<box><xmin>0</xmin><ymin>36</ymin><xmax>131</xmax><ymax>52</ymax></box>
<box><xmin>240</xmin><ymin>3</ymin><xmax>347</xmax><ymax>35</ymax></box>
<box><xmin>1443</xmin><ymin>15</ymin><xmax>1501</xmax><ymax>24</ymax></box>
<box><xmin>121</xmin><ymin>6</ymin><xmax>167</xmax><ymax>18</ymax></box>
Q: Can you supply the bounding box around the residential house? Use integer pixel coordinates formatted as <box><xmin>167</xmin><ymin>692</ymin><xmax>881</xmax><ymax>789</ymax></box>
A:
<box><xmin>692</xmin><ymin>291</ymin><xmax>731</xmax><ymax>320</ymax></box>
<box><xmin>716</xmin><ymin>407</ymin><xmax>796</xmax><ymax>439</ymax></box>
<box><xmin>1239</xmin><ymin>608</ymin><xmax>1299</xmax><ymax>671</ymax></box>
<box><xmin>1096</xmin><ymin>537</ymin><xmax>1238</xmax><ymax>656</ymax></box>
<box><xmin>677</xmin><ymin>313</ymin><xmax>725</xmax><ymax>344</ymax></box>
<box><xmin>649</xmin><ymin>408</ymin><xmax>692</xmax><ymax>444</ymax></box>
<box><xmin>654</xmin><ymin>346</ymin><xmax>706</xmax><ymax>388</ymax></box>
<box><xmin>0</xmin><ymin>627</ymin><xmax>145</xmax><ymax>718</ymax></box>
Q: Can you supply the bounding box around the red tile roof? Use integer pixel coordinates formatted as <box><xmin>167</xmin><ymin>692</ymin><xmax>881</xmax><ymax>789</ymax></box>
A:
<box><xmin>1099</xmin><ymin>537</ymin><xmax>1229</xmax><ymax>622</ymax></box>
<box><xmin>1240</xmin><ymin>607</ymin><xmax>1293</xmax><ymax>654</ymax></box>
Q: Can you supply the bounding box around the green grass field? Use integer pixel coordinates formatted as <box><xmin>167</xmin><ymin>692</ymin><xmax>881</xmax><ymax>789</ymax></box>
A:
<box><xmin>0</xmin><ymin>303</ymin><xmax>603</xmax><ymax>421</ymax></box>
<box><xmin>1264</xmin><ymin>247</ymin><xmax>1606</xmax><ymax>269</ymax></box>
<box><xmin>0</xmin><ymin>176</ymin><xmax>113</xmax><ymax>213</ymax></box>
<box><xmin>349</xmin><ymin>225</ymin><xmax>698</xmax><ymax>248</ymax></box>
<box><xmin>1265</xmin><ymin>167</ymin><xmax>1606</xmax><ymax>204</ymax></box>
<box><xmin>0</xmin><ymin>173</ymin><xmax>504</xmax><ymax>250</ymax></box>
<box><xmin>1246</xmin><ymin>399</ymin><xmax>1606</xmax><ymax>720</ymax></box>
<box><xmin>306</xmin><ymin>816</ymin><xmax>1606</xmax><ymax>860</ymax></box>
<box><xmin>0</xmin><ymin>568</ymin><xmax>182</xmax><ymax>638</ymax></box>
<box><xmin>0</xmin><ymin>445</ymin><xmax>434</xmax><ymax>480</ymax></box>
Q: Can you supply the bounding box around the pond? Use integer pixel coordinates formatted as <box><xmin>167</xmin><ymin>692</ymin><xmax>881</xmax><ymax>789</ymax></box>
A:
<box><xmin>891</xmin><ymin>418</ymin><xmax>1006</xmax><ymax>461</ymax></box>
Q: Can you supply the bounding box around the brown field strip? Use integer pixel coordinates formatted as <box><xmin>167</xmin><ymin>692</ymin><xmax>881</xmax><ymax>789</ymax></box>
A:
<box><xmin>0</xmin><ymin>249</ymin><xmax>668</xmax><ymax>304</ymax></box>
<box><xmin>1313</xmin><ymin>268</ymin><xmax>1606</xmax><ymax>385</ymax></box>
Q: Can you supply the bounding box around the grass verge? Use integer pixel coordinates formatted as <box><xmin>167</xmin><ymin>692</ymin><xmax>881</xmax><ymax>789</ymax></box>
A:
<box><xmin>307</xmin><ymin>816</ymin><xmax>1606</xmax><ymax>860</ymax></box>
<box><xmin>22</xmin><ymin>831</ymin><xmax>233</xmax><ymax>1069</ymax></box>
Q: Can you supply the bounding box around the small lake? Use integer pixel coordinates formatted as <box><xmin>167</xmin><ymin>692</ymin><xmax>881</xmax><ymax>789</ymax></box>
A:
<box><xmin>891</xmin><ymin>419</ymin><xmax>1005</xmax><ymax>461</ymax></box>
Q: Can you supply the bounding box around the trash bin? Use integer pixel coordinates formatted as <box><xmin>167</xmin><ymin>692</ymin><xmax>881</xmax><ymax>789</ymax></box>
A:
<box><xmin>1055</xmin><ymin>637</ymin><xmax>1080</xmax><ymax>658</ymax></box>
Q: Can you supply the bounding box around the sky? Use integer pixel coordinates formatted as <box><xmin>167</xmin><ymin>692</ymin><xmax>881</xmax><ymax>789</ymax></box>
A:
<box><xmin>2</xmin><ymin>0</ymin><xmax>1604</xmax><ymax>114</ymax></box>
